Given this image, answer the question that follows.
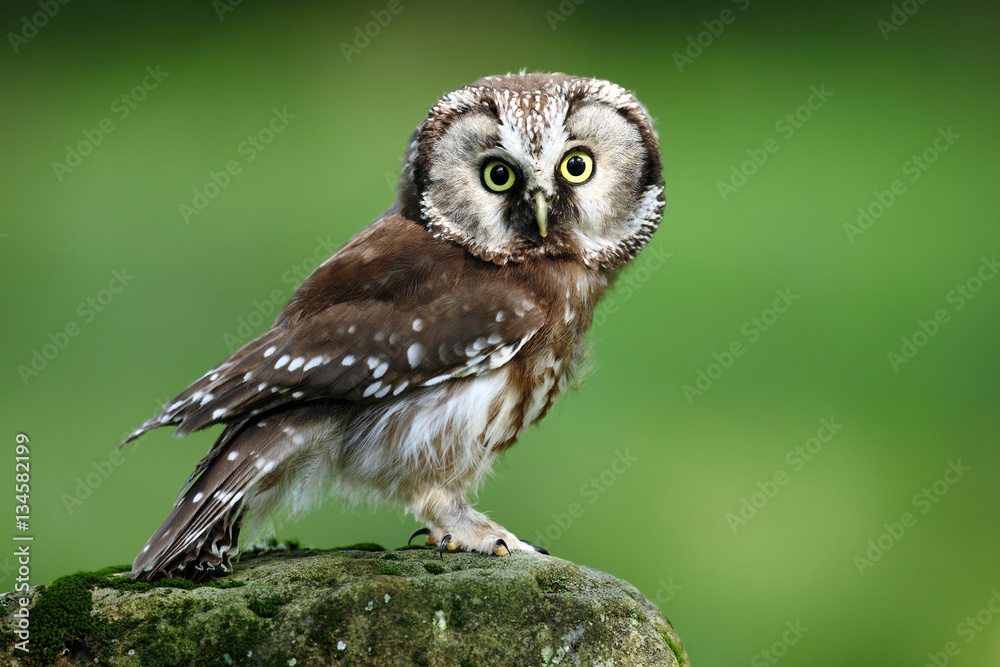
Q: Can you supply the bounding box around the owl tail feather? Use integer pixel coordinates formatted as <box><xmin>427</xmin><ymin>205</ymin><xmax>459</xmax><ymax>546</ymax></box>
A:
<box><xmin>130</xmin><ymin>419</ymin><xmax>276</xmax><ymax>581</ymax></box>
<box><xmin>132</xmin><ymin>504</ymin><xmax>246</xmax><ymax>581</ymax></box>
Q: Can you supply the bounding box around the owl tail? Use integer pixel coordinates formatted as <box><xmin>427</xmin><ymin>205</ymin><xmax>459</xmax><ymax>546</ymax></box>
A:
<box><xmin>131</xmin><ymin>417</ymin><xmax>292</xmax><ymax>581</ymax></box>
<box><xmin>132</xmin><ymin>503</ymin><xmax>246</xmax><ymax>581</ymax></box>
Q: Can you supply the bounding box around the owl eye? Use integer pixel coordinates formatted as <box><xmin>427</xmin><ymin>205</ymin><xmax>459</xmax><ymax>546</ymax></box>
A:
<box><xmin>559</xmin><ymin>150</ymin><xmax>594</xmax><ymax>184</ymax></box>
<box><xmin>482</xmin><ymin>160</ymin><xmax>516</xmax><ymax>193</ymax></box>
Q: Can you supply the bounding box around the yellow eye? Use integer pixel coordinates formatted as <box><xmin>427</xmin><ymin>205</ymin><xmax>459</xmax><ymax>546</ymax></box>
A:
<box><xmin>560</xmin><ymin>150</ymin><xmax>594</xmax><ymax>184</ymax></box>
<box><xmin>483</xmin><ymin>160</ymin><xmax>516</xmax><ymax>192</ymax></box>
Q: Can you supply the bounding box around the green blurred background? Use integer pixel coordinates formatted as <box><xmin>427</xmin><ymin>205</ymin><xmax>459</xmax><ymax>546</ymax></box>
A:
<box><xmin>2</xmin><ymin>0</ymin><xmax>998</xmax><ymax>664</ymax></box>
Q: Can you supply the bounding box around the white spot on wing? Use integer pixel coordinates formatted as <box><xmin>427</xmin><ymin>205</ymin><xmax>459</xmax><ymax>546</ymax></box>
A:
<box><xmin>363</xmin><ymin>381</ymin><xmax>383</xmax><ymax>397</ymax></box>
<box><xmin>412</xmin><ymin>318</ymin><xmax>425</xmax><ymax>331</ymax></box>
<box><xmin>367</xmin><ymin>356</ymin><xmax>380</xmax><ymax>370</ymax></box>
<box><xmin>288</xmin><ymin>356</ymin><xmax>306</xmax><ymax>372</ymax></box>
<box><xmin>342</xmin><ymin>355</ymin><xmax>356</xmax><ymax>366</ymax></box>
<box><xmin>212</xmin><ymin>408</ymin><xmax>228</xmax><ymax>420</ymax></box>
<box><xmin>393</xmin><ymin>380</ymin><xmax>409</xmax><ymax>395</ymax></box>
<box><xmin>407</xmin><ymin>343</ymin><xmax>424</xmax><ymax>369</ymax></box>
<box><xmin>263</xmin><ymin>346</ymin><xmax>277</xmax><ymax>357</ymax></box>
<box><xmin>228</xmin><ymin>451</ymin><xmax>239</xmax><ymax>461</ymax></box>
<box><xmin>275</xmin><ymin>354</ymin><xmax>291</xmax><ymax>369</ymax></box>
<box><xmin>303</xmin><ymin>356</ymin><xmax>324</xmax><ymax>371</ymax></box>
<box><xmin>200</xmin><ymin>393</ymin><xmax>214</xmax><ymax>406</ymax></box>
<box><xmin>193</xmin><ymin>492</ymin><xmax>204</xmax><ymax>502</ymax></box>
<box><xmin>373</xmin><ymin>361</ymin><xmax>388</xmax><ymax>378</ymax></box>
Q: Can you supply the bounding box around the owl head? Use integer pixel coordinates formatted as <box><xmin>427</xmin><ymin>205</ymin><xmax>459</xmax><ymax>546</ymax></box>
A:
<box><xmin>397</xmin><ymin>73</ymin><xmax>664</xmax><ymax>270</ymax></box>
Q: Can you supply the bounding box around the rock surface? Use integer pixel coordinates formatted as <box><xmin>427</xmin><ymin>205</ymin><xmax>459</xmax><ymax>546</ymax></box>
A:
<box><xmin>1</xmin><ymin>544</ymin><xmax>687</xmax><ymax>666</ymax></box>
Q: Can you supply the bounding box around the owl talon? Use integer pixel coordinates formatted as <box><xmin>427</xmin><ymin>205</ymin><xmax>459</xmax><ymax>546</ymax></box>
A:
<box><xmin>520</xmin><ymin>540</ymin><xmax>549</xmax><ymax>555</ymax></box>
<box><xmin>494</xmin><ymin>538</ymin><xmax>510</xmax><ymax>556</ymax></box>
<box><xmin>439</xmin><ymin>533</ymin><xmax>455</xmax><ymax>559</ymax></box>
<box><xmin>408</xmin><ymin>527</ymin><xmax>431</xmax><ymax>545</ymax></box>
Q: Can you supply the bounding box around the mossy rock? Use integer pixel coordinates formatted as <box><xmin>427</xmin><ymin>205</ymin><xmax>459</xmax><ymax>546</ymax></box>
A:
<box><xmin>0</xmin><ymin>545</ymin><xmax>688</xmax><ymax>666</ymax></box>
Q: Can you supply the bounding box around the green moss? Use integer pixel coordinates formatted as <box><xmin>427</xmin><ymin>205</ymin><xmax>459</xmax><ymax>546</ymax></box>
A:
<box><xmin>26</xmin><ymin>565</ymin><xmax>126</xmax><ymax>665</ymax></box>
<box><xmin>449</xmin><ymin>605</ymin><xmax>469</xmax><ymax>629</ymax></box>
<box><xmin>423</xmin><ymin>562</ymin><xmax>445</xmax><ymax>575</ymax></box>
<box><xmin>380</xmin><ymin>566</ymin><xmax>402</xmax><ymax>576</ymax></box>
<box><xmin>660</xmin><ymin>630</ymin><xmax>687</xmax><ymax>666</ymax></box>
<box><xmin>247</xmin><ymin>596</ymin><xmax>289</xmax><ymax>619</ymax></box>
<box><xmin>332</xmin><ymin>542</ymin><xmax>385</xmax><ymax>552</ymax></box>
<box><xmin>395</xmin><ymin>544</ymin><xmax>433</xmax><ymax>551</ymax></box>
<box><xmin>191</xmin><ymin>610</ymin><xmax>269</xmax><ymax>667</ymax></box>
<box><xmin>306</xmin><ymin>597</ymin><xmax>349</xmax><ymax>654</ymax></box>
<box><xmin>100</xmin><ymin>573</ymin><xmax>244</xmax><ymax>593</ymax></box>
<box><xmin>536</xmin><ymin>573</ymin><xmax>571</xmax><ymax>594</ymax></box>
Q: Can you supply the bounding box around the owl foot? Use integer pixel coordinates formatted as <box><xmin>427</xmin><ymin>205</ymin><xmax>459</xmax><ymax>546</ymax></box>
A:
<box><xmin>436</xmin><ymin>533</ymin><xmax>512</xmax><ymax>559</ymax></box>
<box><xmin>410</xmin><ymin>524</ymin><xmax>546</xmax><ymax>558</ymax></box>
<box><xmin>409</xmin><ymin>489</ymin><xmax>549</xmax><ymax>558</ymax></box>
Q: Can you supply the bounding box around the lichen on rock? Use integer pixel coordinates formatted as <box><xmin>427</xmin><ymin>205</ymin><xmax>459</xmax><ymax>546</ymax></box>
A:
<box><xmin>1</xmin><ymin>544</ymin><xmax>688</xmax><ymax>666</ymax></box>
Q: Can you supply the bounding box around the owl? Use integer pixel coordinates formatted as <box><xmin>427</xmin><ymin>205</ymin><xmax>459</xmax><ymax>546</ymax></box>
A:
<box><xmin>126</xmin><ymin>73</ymin><xmax>664</xmax><ymax>580</ymax></box>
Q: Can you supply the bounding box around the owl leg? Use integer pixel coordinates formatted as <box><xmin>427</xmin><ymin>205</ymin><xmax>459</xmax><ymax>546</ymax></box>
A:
<box><xmin>408</xmin><ymin>487</ymin><xmax>545</xmax><ymax>557</ymax></box>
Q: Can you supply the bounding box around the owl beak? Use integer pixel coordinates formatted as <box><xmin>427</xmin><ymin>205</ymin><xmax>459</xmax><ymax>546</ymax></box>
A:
<box><xmin>533</xmin><ymin>191</ymin><xmax>548</xmax><ymax>238</ymax></box>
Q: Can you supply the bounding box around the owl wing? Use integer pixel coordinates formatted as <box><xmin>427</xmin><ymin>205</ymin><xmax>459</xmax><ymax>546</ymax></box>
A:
<box><xmin>123</xmin><ymin>212</ymin><xmax>545</xmax><ymax>445</ymax></box>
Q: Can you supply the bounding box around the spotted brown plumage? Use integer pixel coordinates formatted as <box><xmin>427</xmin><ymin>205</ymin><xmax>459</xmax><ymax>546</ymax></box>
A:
<box><xmin>128</xmin><ymin>72</ymin><xmax>664</xmax><ymax>580</ymax></box>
